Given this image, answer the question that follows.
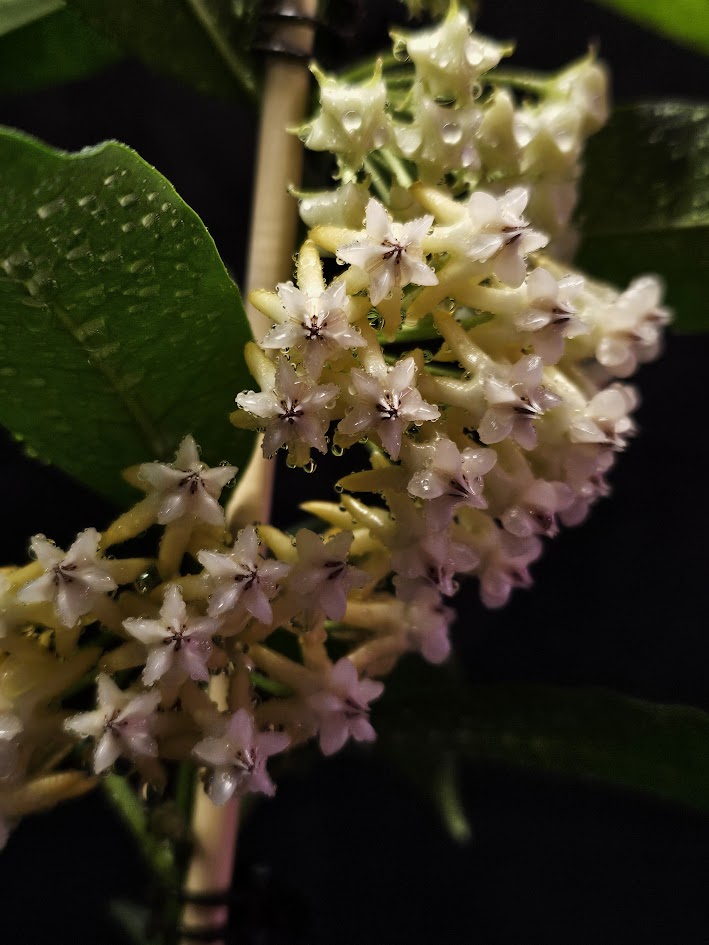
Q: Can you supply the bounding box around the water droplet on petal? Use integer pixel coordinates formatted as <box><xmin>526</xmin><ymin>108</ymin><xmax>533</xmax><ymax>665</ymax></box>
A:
<box><xmin>441</xmin><ymin>122</ymin><xmax>462</xmax><ymax>145</ymax></box>
<box><xmin>343</xmin><ymin>111</ymin><xmax>363</xmax><ymax>133</ymax></box>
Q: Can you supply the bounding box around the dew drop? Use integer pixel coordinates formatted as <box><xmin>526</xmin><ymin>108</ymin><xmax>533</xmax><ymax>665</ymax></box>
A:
<box><xmin>303</xmin><ymin>460</ymin><xmax>317</xmax><ymax>474</ymax></box>
<box><xmin>66</xmin><ymin>243</ymin><xmax>91</xmax><ymax>261</ymax></box>
<box><xmin>343</xmin><ymin>110</ymin><xmax>363</xmax><ymax>133</ymax></box>
<box><xmin>27</xmin><ymin>377</ymin><xmax>47</xmax><ymax>388</ymax></box>
<box><xmin>332</xmin><ymin>443</ymin><xmax>344</xmax><ymax>457</ymax></box>
<box><xmin>0</xmin><ymin>367</ymin><xmax>16</xmax><ymax>378</ymax></box>
<box><xmin>141</xmin><ymin>213</ymin><xmax>158</xmax><ymax>228</ymax></box>
<box><xmin>137</xmin><ymin>285</ymin><xmax>160</xmax><ymax>298</ymax></box>
<box><xmin>121</xmin><ymin>222</ymin><xmax>135</xmax><ymax>234</ymax></box>
<box><xmin>334</xmin><ymin>483</ymin><xmax>344</xmax><ymax>493</ymax></box>
<box><xmin>36</xmin><ymin>197</ymin><xmax>66</xmax><ymax>220</ymax></box>
<box><xmin>119</xmin><ymin>193</ymin><xmax>139</xmax><ymax>208</ymax></box>
<box><xmin>441</xmin><ymin>122</ymin><xmax>462</xmax><ymax>145</ymax></box>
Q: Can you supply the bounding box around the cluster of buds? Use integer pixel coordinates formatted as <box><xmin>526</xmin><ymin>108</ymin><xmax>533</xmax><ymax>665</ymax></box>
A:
<box><xmin>0</xmin><ymin>4</ymin><xmax>670</xmax><ymax>843</ymax></box>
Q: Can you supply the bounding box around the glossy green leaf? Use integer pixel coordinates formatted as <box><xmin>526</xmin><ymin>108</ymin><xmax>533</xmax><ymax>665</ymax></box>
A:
<box><xmin>591</xmin><ymin>0</ymin><xmax>709</xmax><ymax>55</ymax></box>
<box><xmin>576</xmin><ymin>102</ymin><xmax>709</xmax><ymax>332</ymax></box>
<box><xmin>66</xmin><ymin>0</ymin><xmax>259</xmax><ymax>102</ymax></box>
<box><xmin>0</xmin><ymin>0</ymin><xmax>63</xmax><ymax>37</ymax></box>
<box><xmin>377</xmin><ymin>659</ymin><xmax>709</xmax><ymax>818</ymax></box>
<box><xmin>0</xmin><ymin>128</ymin><xmax>253</xmax><ymax>506</ymax></box>
<box><xmin>0</xmin><ymin>8</ymin><xmax>120</xmax><ymax>94</ymax></box>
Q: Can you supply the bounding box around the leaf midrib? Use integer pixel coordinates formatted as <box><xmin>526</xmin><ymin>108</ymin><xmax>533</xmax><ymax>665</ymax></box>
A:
<box><xmin>184</xmin><ymin>0</ymin><xmax>257</xmax><ymax>99</ymax></box>
<box><xmin>0</xmin><ymin>269</ymin><xmax>164</xmax><ymax>458</ymax></box>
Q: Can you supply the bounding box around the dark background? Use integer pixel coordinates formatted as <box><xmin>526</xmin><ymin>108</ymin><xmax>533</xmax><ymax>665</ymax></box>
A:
<box><xmin>0</xmin><ymin>1</ymin><xmax>708</xmax><ymax>943</ymax></box>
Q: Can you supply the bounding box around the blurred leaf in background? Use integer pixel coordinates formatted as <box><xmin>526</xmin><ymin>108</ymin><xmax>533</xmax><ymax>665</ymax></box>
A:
<box><xmin>577</xmin><ymin>103</ymin><xmax>709</xmax><ymax>332</ymax></box>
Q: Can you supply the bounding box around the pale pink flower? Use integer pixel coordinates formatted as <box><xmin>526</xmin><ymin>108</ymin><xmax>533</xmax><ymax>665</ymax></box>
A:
<box><xmin>193</xmin><ymin>708</ymin><xmax>290</xmax><ymax>804</ymax></box>
<box><xmin>478</xmin><ymin>355</ymin><xmax>561</xmax><ymax>450</ymax></box>
<box><xmin>18</xmin><ymin>528</ymin><xmax>117</xmax><ymax>628</ymax></box>
<box><xmin>477</xmin><ymin>530</ymin><xmax>543</xmax><ymax>609</ymax></box>
<box><xmin>64</xmin><ymin>674</ymin><xmax>160</xmax><ymax>774</ymax></box>
<box><xmin>407</xmin><ymin>437</ymin><xmax>497</xmax><ymax>528</ymax></box>
<box><xmin>237</xmin><ymin>358</ymin><xmax>338</xmax><ymax>460</ymax></box>
<box><xmin>261</xmin><ymin>279</ymin><xmax>365</xmax><ymax>379</ymax></box>
<box><xmin>337</xmin><ymin>357</ymin><xmax>440</xmax><ymax>460</ymax></box>
<box><xmin>500</xmin><ymin>480</ymin><xmax>574</xmax><ymax>539</ymax></box>
<box><xmin>308</xmin><ymin>658</ymin><xmax>384</xmax><ymax>756</ymax></box>
<box><xmin>387</xmin><ymin>497</ymin><xmax>478</xmax><ymax>596</ymax></box>
<box><xmin>337</xmin><ymin>199</ymin><xmax>437</xmax><ymax>305</ymax></box>
<box><xmin>290</xmin><ymin>529</ymin><xmax>367</xmax><ymax>622</ymax></box>
<box><xmin>124</xmin><ymin>586</ymin><xmax>221</xmax><ymax>687</ymax></box>
<box><xmin>138</xmin><ymin>435</ymin><xmax>236</xmax><ymax>528</ymax></box>
<box><xmin>514</xmin><ymin>267</ymin><xmax>587</xmax><ymax>363</ymax></box>
<box><xmin>396</xmin><ymin>579</ymin><xmax>454</xmax><ymax>664</ymax></box>
<box><xmin>197</xmin><ymin>526</ymin><xmax>290</xmax><ymax>624</ymax></box>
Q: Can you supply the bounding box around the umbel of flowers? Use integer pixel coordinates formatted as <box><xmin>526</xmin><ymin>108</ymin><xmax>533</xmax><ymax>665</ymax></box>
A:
<box><xmin>0</xmin><ymin>3</ymin><xmax>668</xmax><ymax>845</ymax></box>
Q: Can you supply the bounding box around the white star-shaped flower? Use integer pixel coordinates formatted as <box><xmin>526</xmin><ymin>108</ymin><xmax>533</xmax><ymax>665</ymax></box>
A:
<box><xmin>337</xmin><ymin>199</ymin><xmax>438</xmax><ymax>306</ymax></box>
<box><xmin>397</xmin><ymin>7</ymin><xmax>509</xmax><ymax>102</ymax></box>
<box><xmin>236</xmin><ymin>358</ymin><xmax>339</xmax><ymax>463</ymax></box>
<box><xmin>17</xmin><ymin>528</ymin><xmax>117</xmax><ymax>628</ymax></box>
<box><xmin>260</xmin><ymin>279</ymin><xmax>365</xmax><ymax>379</ymax></box>
<box><xmin>478</xmin><ymin>355</ymin><xmax>561</xmax><ymax>450</ymax></box>
<box><xmin>197</xmin><ymin>526</ymin><xmax>290</xmax><ymax>624</ymax></box>
<box><xmin>308</xmin><ymin>658</ymin><xmax>384</xmax><ymax>756</ymax></box>
<box><xmin>138</xmin><ymin>435</ymin><xmax>236</xmax><ymax>528</ymax></box>
<box><xmin>595</xmin><ymin>276</ymin><xmax>671</xmax><ymax>378</ymax></box>
<box><xmin>406</xmin><ymin>437</ymin><xmax>497</xmax><ymax>529</ymax></box>
<box><xmin>514</xmin><ymin>267</ymin><xmax>588</xmax><ymax>364</ymax></box>
<box><xmin>193</xmin><ymin>708</ymin><xmax>290</xmax><ymax>805</ymax></box>
<box><xmin>64</xmin><ymin>674</ymin><xmax>160</xmax><ymax>774</ymax></box>
<box><xmin>124</xmin><ymin>585</ymin><xmax>221</xmax><ymax>687</ymax></box>
<box><xmin>464</xmin><ymin>188</ymin><xmax>548</xmax><ymax>287</ymax></box>
<box><xmin>570</xmin><ymin>384</ymin><xmax>638</xmax><ymax>450</ymax></box>
<box><xmin>337</xmin><ymin>357</ymin><xmax>440</xmax><ymax>460</ymax></box>
<box><xmin>290</xmin><ymin>529</ymin><xmax>367</xmax><ymax>623</ymax></box>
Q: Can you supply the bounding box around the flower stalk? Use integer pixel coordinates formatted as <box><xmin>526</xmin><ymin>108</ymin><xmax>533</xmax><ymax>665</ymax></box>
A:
<box><xmin>184</xmin><ymin>3</ymin><xmax>320</xmax><ymax>942</ymax></box>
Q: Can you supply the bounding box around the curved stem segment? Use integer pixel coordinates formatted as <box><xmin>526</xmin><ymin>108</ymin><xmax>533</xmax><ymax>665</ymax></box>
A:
<box><xmin>180</xmin><ymin>5</ymin><xmax>318</xmax><ymax>944</ymax></box>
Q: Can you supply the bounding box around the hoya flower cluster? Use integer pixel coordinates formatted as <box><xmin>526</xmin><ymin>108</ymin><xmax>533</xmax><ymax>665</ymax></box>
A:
<box><xmin>233</xmin><ymin>12</ymin><xmax>669</xmax><ymax>644</ymax></box>
<box><xmin>0</xmin><ymin>5</ymin><xmax>669</xmax><ymax>844</ymax></box>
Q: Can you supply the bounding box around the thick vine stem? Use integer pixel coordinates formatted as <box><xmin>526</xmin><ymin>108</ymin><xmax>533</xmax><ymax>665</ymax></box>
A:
<box><xmin>180</xmin><ymin>5</ymin><xmax>319</xmax><ymax>944</ymax></box>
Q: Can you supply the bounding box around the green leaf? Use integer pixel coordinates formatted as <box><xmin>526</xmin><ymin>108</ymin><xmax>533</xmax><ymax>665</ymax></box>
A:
<box><xmin>576</xmin><ymin>102</ymin><xmax>709</xmax><ymax>332</ymax></box>
<box><xmin>0</xmin><ymin>8</ymin><xmax>120</xmax><ymax>94</ymax></box>
<box><xmin>66</xmin><ymin>0</ymin><xmax>260</xmax><ymax>102</ymax></box>
<box><xmin>377</xmin><ymin>659</ymin><xmax>709</xmax><ymax>818</ymax></box>
<box><xmin>0</xmin><ymin>0</ymin><xmax>63</xmax><ymax>37</ymax></box>
<box><xmin>0</xmin><ymin>127</ymin><xmax>253</xmax><ymax>506</ymax></box>
<box><xmin>591</xmin><ymin>0</ymin><xmax>709</xmax><ymax>56</ymax></box>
